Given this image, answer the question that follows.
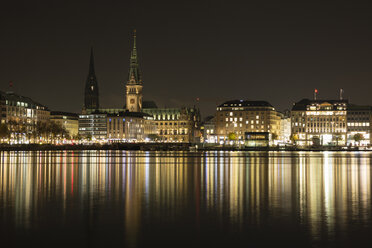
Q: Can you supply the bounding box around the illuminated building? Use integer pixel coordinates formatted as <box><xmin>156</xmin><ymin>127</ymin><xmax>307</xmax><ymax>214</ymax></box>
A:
<box><xmin>79</xmin><ymin>31</ymin><xmax>205</xmax><ymax>143</ymax></box>
<box><xmin>346</xmin><ymin>104</ymin><xmax>372</xmax><ymax>146</ymax></box>
<box><xmin>245</xmin><ymin>132</ymin><xmax>270</xmax><ymax>147</ymax></box>
<box><xmin>107</xmin><ymin>112</ymin><xmax>156</xmax><ymax>141</ymax></box>
<box><xmin>83</xmin><ymin>48</ymin><xmax>99</xmax><ymax>111</ymax></box>
<box><xmin>142</xmin><ymin>107</ymin><xmax>201</xmax><ymax>142</ymax></box>
<box><xmin>84</xmin><ymin>108</ymin><xmax>125</xmax><ymax>115</ymax></box>
<box><xmin>291</xmin><ymin>99</ymin><xmax>348</xmax><ymax>146</ymax></box>
<box><xmin>50</xmin><ymin>111</ymin><xmax>79</xmax><ymax>137</ymax></box>
<box><xmin>279</xmin><ymin>111</ymin><xmax>291</xmax><ymax>144</ymax></box>
<box><xmin>0</xmin><ymin>91</ymin><xmax>50</xmax><ymax>142</ymax></box>
<box><xmin>201</xmin><ymin>116</ymin><xmax>217</xmax><ymax>143</ymax></box>
<box><xmin>122</xmin><ymin>31</ymin><xmax>200</xmax><ymax>142</ymax></box>
<box><xmin>215</xmin><ymin>100</ymin><xmax>281</xmax><ymax>144</ymax></box>
<box><xmin>78</xmin><ymin>113</ymin><xmax>107</xmax><ymax>140</ymax></box>
<box><xmin>125</xmin><ymin>30</ymin><xmax>143</xmax><ymax>112</ymax></box>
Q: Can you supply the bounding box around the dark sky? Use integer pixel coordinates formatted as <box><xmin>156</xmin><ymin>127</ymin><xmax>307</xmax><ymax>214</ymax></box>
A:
<box><xmin>1</xmin><ymin>0</ymin><xmax>372</xmax><ymax>118</ymax></box>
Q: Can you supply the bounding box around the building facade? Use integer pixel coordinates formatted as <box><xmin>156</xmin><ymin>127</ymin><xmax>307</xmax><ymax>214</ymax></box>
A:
<box><xmin>346</xmin><ymin>104</ymin><xmax>372</xmax><ymax>146</ymax></box>
<box><xmin>78</xmin><ymin>113</ymin><xmax>107</xmax><ymax>141</ymax></box>
<box><xmin>215</xmin><ymin>100</ymin><xmax>281</xmax><ymax>144</ymax></box>
<box><xmin>0</xmin><ymin>91</ymin><xmax>50</xmax><ymax>143</ymax></box>
<box><xmin>50</xmin><ymin>111</ymin><xmax>79</xmax><ymax>137</ymax></box>
<box><xmin>279</xmin><ymin>111</ymin><xmax>291</xmax><ymax>144</ymax></box>
<box><xmin>142</xmin><ymin>107</ymin><xmax>200</xmax><ymax>142</ymax></box>
<box><xmin>107</xmin><ymin>112</ymin><xmax>156</xmax><ymax>141</ymax></box>
<box><xmin>291</xmin><ymin>99</ymin><xmax>348</xmax><ymax>146</ymax></box>
<box><xmin>201</xmin><ymin>116</ymin><xmax>217</xmax><ymax>143</ymax></box>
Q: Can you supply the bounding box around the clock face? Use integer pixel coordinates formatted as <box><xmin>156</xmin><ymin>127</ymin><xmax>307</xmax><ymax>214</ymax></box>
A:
<box><xmin>130</xmin><ymin>99</ymin><xmax>135</xmax><ymax>104</ymax></box>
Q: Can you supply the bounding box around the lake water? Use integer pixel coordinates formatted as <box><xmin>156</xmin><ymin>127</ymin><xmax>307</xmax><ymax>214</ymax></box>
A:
<box><xmin>0</xmin><ymin>151</ymin><xmax>371</xmax><ymax>247</ymax></box>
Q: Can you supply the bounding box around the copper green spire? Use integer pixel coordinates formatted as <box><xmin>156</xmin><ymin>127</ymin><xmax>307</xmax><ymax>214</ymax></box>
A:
<box><xmin>128</xmin><ymin>29</ymin><xmax>142</xmax><ymax>84</ymax></box>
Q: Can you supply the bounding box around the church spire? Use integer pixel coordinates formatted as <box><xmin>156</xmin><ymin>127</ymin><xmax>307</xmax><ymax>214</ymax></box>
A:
<box><xmin>128</xmin><ymin>29</ymin><xmax>142</xmax><ymax>84</ymax></box>
<box><xmin>125</xmin><ymin>30</ymin><xmax>143</xmax><ymax>112</ymax></box>
<box><xmin>133</xmin><ymin>29</ymin><xmax>137</xmax><ymax>50</ymax></box>
<box><xmin>84</xmin><ymin>47</ymin><xmax>99</xmax><ymax>110</ymax></box>
<box><xmin>130</xmin><ymin>30</ymin><xmax>137</xmax><ymax>60</ymax></box>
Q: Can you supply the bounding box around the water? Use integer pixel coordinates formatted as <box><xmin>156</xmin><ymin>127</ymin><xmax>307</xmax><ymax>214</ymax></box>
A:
<box><xmin>0</xmin><ymin>151</ymin><xmax>371</xmax><ymax>248</ymax></box>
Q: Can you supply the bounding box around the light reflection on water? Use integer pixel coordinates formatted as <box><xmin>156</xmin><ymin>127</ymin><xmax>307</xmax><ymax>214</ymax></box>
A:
<box><xmin>0</xmin><ymin>151</ymin><xmax>371</xmax><ymax>247</ymax></box>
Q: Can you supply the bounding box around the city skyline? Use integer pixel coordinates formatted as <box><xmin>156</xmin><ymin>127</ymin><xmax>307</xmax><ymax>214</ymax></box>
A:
<box><xmin>3</xmin><ymin>2</ymin><xmax>372</xmax><ymax>248</ymax></box>
<box><xmin>2</xmin><ymin>1</ymin><xmax>372</xmax><ymax>117</ymax></box>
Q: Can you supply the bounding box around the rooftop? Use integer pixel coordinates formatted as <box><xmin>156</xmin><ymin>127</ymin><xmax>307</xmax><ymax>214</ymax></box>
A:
<box><xmin>218</xmin><ymin>100</ymin><xmax>274</xmax><ymax>108</ymax></box>
<box><xmin>292</xmin><ymin>98</ymin><xmax>349</xmax><ymax>111</ymax></box>
<box><xmin>51</xmin><ymin>111</ymin><xmax>79</xmax><ymax>118</ymax></box>
<box><xmin>0</xmin><ymin>91</ymin><xmax>48</xmax><ymax>110</ymax></box>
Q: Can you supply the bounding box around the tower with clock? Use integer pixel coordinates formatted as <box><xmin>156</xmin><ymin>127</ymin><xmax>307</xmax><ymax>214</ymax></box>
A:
<box><xmin>126</xmin><ymin>30</ymin><xmax>143</xmax><ymax>112</ymax></box>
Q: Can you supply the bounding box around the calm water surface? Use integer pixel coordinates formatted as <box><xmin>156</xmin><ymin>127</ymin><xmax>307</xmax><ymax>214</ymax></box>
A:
<box><xmin>0</xmin><ymin>151</ymin><xmax>371</xmax><ymax>247</ymax></box>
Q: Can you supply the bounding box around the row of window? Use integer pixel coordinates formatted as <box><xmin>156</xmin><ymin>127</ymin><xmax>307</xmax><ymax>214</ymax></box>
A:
<box><xmin>159</xmin><ymin>129</ymin><xmax>188</xmax><ymax>135</ymax></box>
<box><xmin>220</xmin><ymin>111</ymin><xmax>274</xmax><ymax>117</ymax></box>
<box><xmin>156</xmin><ymin>122</ymin><xmax>189</xmax><ymax>126</ymax></box>
<box><xmin>347</xmin><ymin>122</ymin><xmax>370</xmax><ymax>127</ymax></box>
<box><xmin>293</xmin><ymin>117</ymin><xmax>345</xmax><ymax>122</ymax></box>
<box><xmin>224</xmin><ymin>118</ymin><xmax>266</xmax><ymax>124</ymax></box>
<box><xmin>293</xmin><ymin>128</ymin><xmax>347</xmax><ymax>133</ymax></box>
<box><xmin>225</xmin><ymin>123</ymin><xmax>270</xmax><ymax>129</ymax></box>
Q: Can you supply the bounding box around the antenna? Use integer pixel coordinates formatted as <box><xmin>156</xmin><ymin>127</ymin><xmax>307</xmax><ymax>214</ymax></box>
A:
<box><xmin>314</xmin><ymin>89</ymin><xmax>318</xmax><ymax>100</ymax></box>
<box><xmin>340</xmin><ymin>88</ymin><xmax>343</xmax><ymax>100</ymax></box>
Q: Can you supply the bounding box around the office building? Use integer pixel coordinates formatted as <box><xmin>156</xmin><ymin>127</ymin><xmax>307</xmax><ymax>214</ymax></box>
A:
<box><xmin>291</xmin><ymin>99</ymin><xmax>348</xmax><ymax>146</ymax></box>
<box><xmin>50</xmin><ymin>111</ymin><xmax>79</xmax><ymax>137</ymax></box>
<box><xmin>215</xmin><ymin>100</ymin><xmax>281</xmax><ymax>144</ymax></box>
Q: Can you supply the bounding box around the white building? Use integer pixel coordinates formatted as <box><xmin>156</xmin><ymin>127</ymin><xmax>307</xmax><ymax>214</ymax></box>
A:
<box><xmin>291</xmin><ymin>99</ymin><xmax>347</xmax><ymax>146</ymax></box>
<box><xmin>279</xmin><ymin>116</ymin><xmax>291</xmax><ymax>144</ymax></box>
<box><xmin>346</xmin><ymin>104</ymin><xmax>372</xmax><ymax>146</ymax></box>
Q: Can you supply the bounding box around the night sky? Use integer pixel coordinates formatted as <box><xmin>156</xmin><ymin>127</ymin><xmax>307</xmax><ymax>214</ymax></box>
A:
<box><xmin>1</xmin><ymin>0</ymin><xmax>372</xmax><ymax>118</ymax></box>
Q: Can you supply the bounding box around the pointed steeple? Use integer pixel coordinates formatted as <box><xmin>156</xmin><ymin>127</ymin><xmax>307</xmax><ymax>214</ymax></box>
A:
<box><xmin>125</xmin><ymin>30</ymin><xmax>143</xmax><ymax>112</ymax></box>
<box><xmin>131</xmin><ymin>29</ymin><xmax>137</xmax><ymax>58</ymax></box>
<box><xmin>128</xmin><ymin>29</ymin><xmax>142</xmax><ymax>84</ymax></box>
<box><xmin>84</xmin><ymin>47</ymin><xmax>99</xmax><ymax>110</ymax></box>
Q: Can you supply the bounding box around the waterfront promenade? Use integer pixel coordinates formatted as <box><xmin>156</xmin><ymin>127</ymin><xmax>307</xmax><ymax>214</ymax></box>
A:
<box><xmin>0</xmin><ymin>143</ymin><xmax>366</xmax><ymax>152</ymax></box>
